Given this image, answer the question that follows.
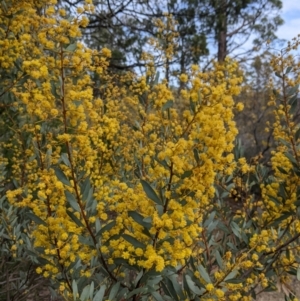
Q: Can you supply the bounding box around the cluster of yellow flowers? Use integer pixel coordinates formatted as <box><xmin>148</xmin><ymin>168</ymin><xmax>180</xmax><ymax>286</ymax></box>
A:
<box><xmin>249</xmin><ymin>38</ymin><xmax>300</xmax><ymax>295</ymax></box>
<box><xmin>150</xmin><ymin>14</ymin><xmax>179</xmax><ymax>62</ymax></box>
<box><xmin>259</xmin><ymin>43</ymin><xmax>300</xmax><ymax>224</ymax></box>
<box><xmin>1</xmin><ymin>0</ymin><xmax>115</xmax><ymax>282</ymax></box>
<box><xmin>2</xmin><ymin>0</ymin><xmax>241</xmax><ymax>279</ymax></box>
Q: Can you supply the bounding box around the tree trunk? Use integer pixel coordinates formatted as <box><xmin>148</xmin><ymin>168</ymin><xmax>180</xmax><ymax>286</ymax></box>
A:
<box><xmin>217</xmin><ymin>0</ymin><xmax>227</xmax><ymax>63</ymax></box>
<box><xmin>217</xmin><ymin>28</ymin><xmax>227</xmax><ymax>62</ymax></box>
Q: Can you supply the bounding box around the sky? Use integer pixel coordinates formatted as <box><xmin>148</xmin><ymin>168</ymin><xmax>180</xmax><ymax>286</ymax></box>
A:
<box><xmin>231</xmin><ymin>1</ymin><xmax>300</xmax><ymax>57</ymax></box>
<box><xmin>277</xmin><ymin>0</ymin><xmax>300</xmax><ymax>41</ymax></box>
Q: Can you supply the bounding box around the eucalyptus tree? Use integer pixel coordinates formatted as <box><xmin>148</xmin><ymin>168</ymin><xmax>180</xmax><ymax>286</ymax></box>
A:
<box><xmin>199</xmin><ymin>0</ymin><xmax>283</xmax><ymax>62</ymax></box>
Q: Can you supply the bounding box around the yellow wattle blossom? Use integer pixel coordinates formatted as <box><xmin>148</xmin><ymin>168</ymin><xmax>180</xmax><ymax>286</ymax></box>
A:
<box><xmin>180</xmin><ymin>73</ymin><xmax>189</xmax><ymax>83</ymax></box>
<box><xmin>206</xmin><ymin>283</ymin><xmax>214</xmax><ymax>292</ymax></box>
<box><xmin>236</xmin><ymin>102</ymin><xmax>244</xmax><ymax>111</ymax></box>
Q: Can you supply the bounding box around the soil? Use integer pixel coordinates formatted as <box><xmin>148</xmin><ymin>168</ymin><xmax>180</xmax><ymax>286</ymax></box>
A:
<box><xmin>257</xmin><ymin>278</ymin><xmax>300</xmax><ymax>301</ymax></box>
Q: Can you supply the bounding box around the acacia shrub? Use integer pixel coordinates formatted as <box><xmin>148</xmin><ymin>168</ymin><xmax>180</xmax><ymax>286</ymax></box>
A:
<box><xmin>1</xmin><ymin>1</ymin><xmax>300</xmax><ymax>301</ymax></box>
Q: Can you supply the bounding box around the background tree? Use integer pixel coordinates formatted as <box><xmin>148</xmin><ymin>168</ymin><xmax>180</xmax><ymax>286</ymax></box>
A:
<box><xmin>59</xmin><ymin>0</ymin><xmax>283</xmax><ymax>69</ymax></box>
<box><xmin>235</xmin><ymin>53</ymin><xmax>275</xmax><ymax>159</ymax></box>
<box><xmin>197</xmin><ymin>0</ymin><xmax>283</xmax><ymax>62</ymax></box>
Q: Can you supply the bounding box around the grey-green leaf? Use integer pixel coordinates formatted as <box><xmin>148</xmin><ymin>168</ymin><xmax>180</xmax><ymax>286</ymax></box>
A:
<box><xmin>26</xmin><ymin>213</ymin><xmax>47</xmax><ymax>226</ymax></box>
<box><xmin>97</xmin><ymin>221</ymin><xmax>116</xmax><ymax>236</ymax></box>
<box><xmin>80</xmin><ymin>285</ymin><xmax>90</xmax><ymax>301</ymax></box>
<box><xmin>109</xmin><ymin>282</ymin><xmax>120</xmax><ymax>300</ymax></box>
<box><xmin>54</xmin><ymin>168</ymin><xmax>71</xmax><ymax>186</ymax></box>
<box><xmin>66</xmin><ymin>210</ymin><xmax>84</xmax><ymax>227</ymax></box>
<box><xmin>128</xmin><ymin>211</ymin><xmax>146</xmax><ymax>226</ymax></box>
<box><xmin>162</xmin><ymin>100</ymin><xmax>173</xmax><ymax>111</ymax></box>
<box><xmin>65</xmin><ymin>190</ymin><xmax>81</xmax><ymax>212</ymax></box>
<box><xmin>224</xmin><ymin>270</ymin><xmax>238</xmax><ymax>282</ymax></box>
<box><xmin>185</xmin><ymin>275</ymin><xmax>204</xmax><ymax>295</ymax></box>
<box><xmin>93</xmin><ymin>285</ymin><xmax>106</xmax><ymax>301</ymax></box>
<box><xmin>215</xmin><ymin>250</ymin><xmax>223</xmax><ymax>268</ymax></box>
<box><xmin>140</xmin><ymin>180</ymin><xmax>162</xmax><ymax>205</ymax></box>
<box><xmin>297</xmin><ymin>267</ymin><xmax>300</xmax><ymax>281</ymax></box>
<box><xmin>89</xmin><ymin>281</ymin><xmax>95</xmax><ymax>299</ymax></box>
<box><xmin>151</xmin><ymin>291</ymin><xmax>165</xmax><ymax>301</ymax></box>
<box><xmin>72</xmin><ymin>280</ymin><xmax>78</xmax><ymax>301</ymax></box>
<box><xmin>60</xmin><ymin>153</ymin><xmax>71</xmax><ymax>167</ymax></box>
<box><xmin>66</xmin><ymin>43</ymin><xmax>77</xmax><ymax>52</ymax></box>
<box><xmin>122</xmin><ymin>234</ymin><xmax>146</xmax><ymax>249</ymax></box>
<box><xmin>198</xmin><ymin>265</ymin><xmax>211</xmax><ymax>283</ymax></box>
